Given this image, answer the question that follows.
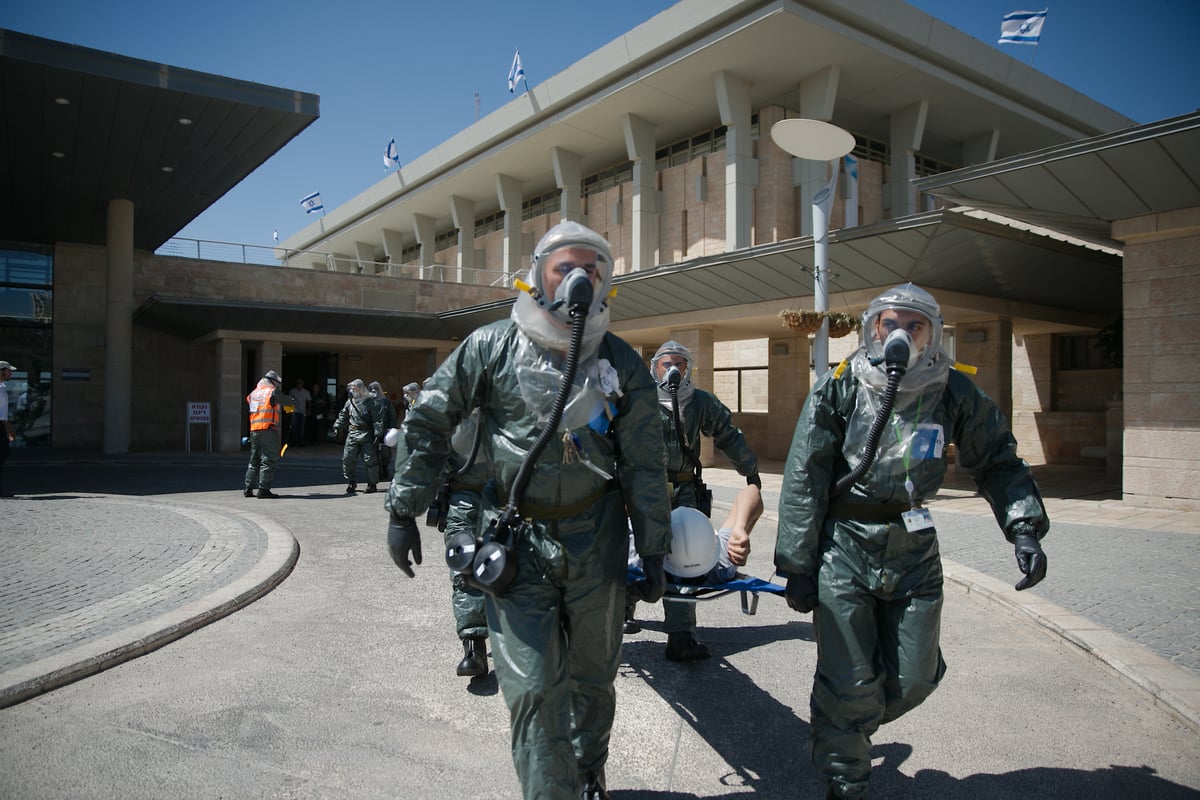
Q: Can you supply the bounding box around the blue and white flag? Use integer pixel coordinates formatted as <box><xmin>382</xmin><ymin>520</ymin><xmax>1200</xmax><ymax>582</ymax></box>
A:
<box><xmin>999</xmin><ymin>10</ymin><xmax>1047</xmax><ymax>45</ymax></box>
<box><xmin>273</xmin><ymin>228</ymin><xmax>279</xmax><ymax>243</ymax></box>
<box><xmin>300</xmin><ymin>191</ymin><xmax>324</xmax><ymax>215</ymax></box>
<box><xmin>507</xmin><ymin>49</ymin><xmax>526</xmax><ymax>93</ymax></box>
<box><xmin>384</xmin><ymin>138</ymin><xmax>400</xmax><ymax>170</ymax></box>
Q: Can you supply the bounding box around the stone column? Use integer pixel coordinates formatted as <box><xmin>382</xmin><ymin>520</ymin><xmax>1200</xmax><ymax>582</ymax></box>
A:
<box><xmin>715</xmin><ymin>71</ymin><xmax>754</xmax><ymax>250</ymax></box>
<box><xmin>217</xmin><ymin>338</ymin><xmax>243</xmax><ymax>453</ymax></box>
<box><xmin>767</xmin><ymin>334</ymin><xmax>811</xmax><ymax>461</ymax></box>
<box><xmin>103</xmin><ymin>198</ymin><xmax>133</xmax><ymax>454</ymax></box>
<box><xmin>622</xmin><ymin>114</ymin><xmax>658</xmax><ymax>272</ymax></box>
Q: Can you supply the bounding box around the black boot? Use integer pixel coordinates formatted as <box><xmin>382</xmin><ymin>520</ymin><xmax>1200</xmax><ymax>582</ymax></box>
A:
<box><xmin>665</xmin><ymin>631</ymin><xmax>711</xmax><ymax>662</ymax></box>
<box><xmin>581</xmin><ymin>769</ymin><xmax>610</xmax><ymax>800</ymax></box>
<box><xmin>456</xmin><ymin>637</ymin><xmax>488</xmax><ymax>677</ymax></box>
<box><xmin>622</xmin><ymin>608</ymin><xmax>641</xmax><ymax>635</ymax></box>
<box><xmin>364</xmin><ymin>483</ymin><xmax>378</xmax><ymax>494</ymax></box>
<box><xmin>257</xmin><ymin>488</ymin><xmax>280</xmax><ymax>499</ymax></box>
<box><xmin>345</xmin><ymin>483</ymin><xmax>357</xmax><ymax>494</ymax></box>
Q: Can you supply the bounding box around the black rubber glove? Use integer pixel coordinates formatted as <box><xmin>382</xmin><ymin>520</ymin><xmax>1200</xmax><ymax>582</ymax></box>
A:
<box><xmin>747</xmin><ymin>473</ymin><xmax>762</xmax><ymax>489</ymax></box>
<box><xmin>632</xmin><ymin>555</ymin><xmax>667</xmax><ymax>603</ymax></box>
<box><xmin>388</xmin><ymin>516</ymin><xmax>422</xmax><ymax>577</ymax></box>
<box><xmin>785</xmin><ymin>574</ymin><xmax>818</xmax><ymax>613</ymax></box>
<box><xmin>1013</xmin><ymin>533</ymin><xmax>1047</xmax><ymax>591</ymax></box>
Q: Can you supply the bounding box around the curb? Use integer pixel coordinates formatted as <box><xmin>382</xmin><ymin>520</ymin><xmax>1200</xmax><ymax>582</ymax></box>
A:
<box><xmin>0</xmin><ymin>503</ymin><xmax>299</xmax><ymax>709</ymax></box>
<box><xmin>942</xmin><ymin>559</ymin><xmax>1200</xmax><ymax>735</ymax></box>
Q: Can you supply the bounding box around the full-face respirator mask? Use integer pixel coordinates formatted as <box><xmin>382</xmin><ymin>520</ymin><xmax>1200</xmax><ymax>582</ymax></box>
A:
<box><xmin>834</xmin><ymin>283</ymin><xmax>946</xmax><ymax>496</ymax></box>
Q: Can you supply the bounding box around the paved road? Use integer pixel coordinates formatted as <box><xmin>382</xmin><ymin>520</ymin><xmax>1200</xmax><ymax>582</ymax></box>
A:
<box><xmin>1</xmin><ymin>448</ymin><xmax>1198</xmax><ymax>799</ymax></box>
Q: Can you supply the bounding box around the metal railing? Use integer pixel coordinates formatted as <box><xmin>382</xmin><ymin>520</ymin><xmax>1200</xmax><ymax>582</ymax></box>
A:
<box><xmin>155</xmin><ymin>237</ymin><xmax>522</xmax><ymax>288</ymax></box>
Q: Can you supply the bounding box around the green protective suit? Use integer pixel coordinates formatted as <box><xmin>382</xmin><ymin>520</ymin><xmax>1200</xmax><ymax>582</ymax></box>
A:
<box><xmin>657</xmin><ymin>389</ymin><xmax>758</xmax><ymax>634</ymax></box>
<box><xmin>385</xmin><ymin>319</ymin><xmax>671</xmax><ymax>800</ymax></box>
<box><xmin>334</xmin><ymin>394</ymin><xmax>382</xmax><ymax>485</ymax></box>
<box><xmin>442</xmin><ymin>414</ymin><xmax>489</xmax><ymax>640</ymax></box>
<box><xmin>774</xmin><ymin>357</ymin><xmax>1047</xmax><ymax>800</ymax></box>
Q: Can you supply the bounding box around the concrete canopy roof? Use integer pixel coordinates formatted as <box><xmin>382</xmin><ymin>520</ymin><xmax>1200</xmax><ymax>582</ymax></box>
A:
<box><xmin>438</xmin><ymin>207</ymin><xmax>1123</xmax><ymax>347</ymax></box>
<box><xmin>914</xmin><ymin>111</ymin><xmax>1200</xmax><ymax>242</ymax></box>
<box><xmin>0</xmin><ymin>28</ymin><xmax>319</xmax><ymax>252</ymax></box>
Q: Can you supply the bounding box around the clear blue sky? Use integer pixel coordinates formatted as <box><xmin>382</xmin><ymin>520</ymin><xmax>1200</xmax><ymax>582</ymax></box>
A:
<box><xmin>6</xmin><ymin>1</ymin><xmax>1197</xmax><ymax>249</ymax></box>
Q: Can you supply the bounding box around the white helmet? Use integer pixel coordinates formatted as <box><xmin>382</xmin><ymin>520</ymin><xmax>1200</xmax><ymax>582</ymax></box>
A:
<box><xmin>664</xmin><ymin>506</ymin><xmax>719</xmax><ymax>582</ymax></box>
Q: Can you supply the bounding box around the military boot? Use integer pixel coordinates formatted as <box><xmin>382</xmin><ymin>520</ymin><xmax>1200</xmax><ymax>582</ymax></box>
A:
<box><xmin>456</xmin><ymin>637</ymin><xmax>488</xmax><ymax>677</ymax></box>
<box><xmin>581</xmin><ymin>769</ymin><xmax>610</xmax><ymax>800</ymax></box>
<box><xmin>345</xmin><ymin>483</ymin><xmax>357</xmax><ymax>494</ymax></box>
<box><xmin>665</xmin><ymin>631</ymin><xmax>711</xmax><ymax>662</ymax></box>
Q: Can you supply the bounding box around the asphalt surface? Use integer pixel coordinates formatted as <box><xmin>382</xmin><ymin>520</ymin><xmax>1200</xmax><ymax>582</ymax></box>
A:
<box><xmin>1</xmin><ymin>445</ymin><xmax>1198</xmax><ymax>799</ymax></box>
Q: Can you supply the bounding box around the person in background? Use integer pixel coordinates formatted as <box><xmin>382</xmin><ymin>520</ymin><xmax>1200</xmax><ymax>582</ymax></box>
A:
<box><xmin>625</xmin><ymin>340</ymin><xmax>760</xmax><ymax>663</ymax></box>
<box><xmin>333</xmin><ymin>378</ymin><xmax>383</xmax><ymax>494</ymax></box>
<box><xmin>369</xmin><ymin>381</ymin><xmax>398</xmax><ymax>481</ymax></box>
<box><xmin>244</xmin><ymin>369</ymin><xmax>286</xmax><ymax>499</ymax></box>
<box><xmin>288</xmin><ymin>379</ymin><xmax>312</xmax><ymax>448</ymax></box>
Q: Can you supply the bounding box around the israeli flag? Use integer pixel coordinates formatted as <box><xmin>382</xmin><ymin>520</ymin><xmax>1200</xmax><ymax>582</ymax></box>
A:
<box><xmin>508</xmin><ymin>49</ymin><xmax>526</xmax><ymax>93</ymax></box>
<box><xmin>999</xmin><ymin>10</ymin><xmax>1047</xmax><ymax>45</ymax></box>
<box><xmin>300</xmin><ymin>191</ymin><xmax>324</xmax><ymax>215</ymax></box>
<box><xmin>384</xmin><ymin>138</ymin><xmax>400</xmax><ymax>170</ymax></box>
<box><xmin>273</xmin><ymin>228</ymin><xmax>279</xmax><ymax>243</ymax></box>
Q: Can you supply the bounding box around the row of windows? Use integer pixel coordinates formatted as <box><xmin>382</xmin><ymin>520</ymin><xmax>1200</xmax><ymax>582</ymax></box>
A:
<box><xmin>409</xmin><ymin>121</ymin><xmax>956</xmax><ymax>255</ymax></box>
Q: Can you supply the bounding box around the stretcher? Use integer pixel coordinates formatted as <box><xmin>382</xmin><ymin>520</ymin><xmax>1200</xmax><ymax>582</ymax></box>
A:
<box><xmin>627</xmin><ymin>567</ymin><xmax>786</xmax><ymax>616</ymax></box>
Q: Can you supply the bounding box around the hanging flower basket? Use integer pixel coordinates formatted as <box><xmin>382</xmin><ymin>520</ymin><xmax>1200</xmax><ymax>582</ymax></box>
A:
<box><xmin>779</xmin><ymin>309</ymin><xmax>823</xmax><ymax>334</ymax></box>
<box><xmin>826</xmin><ymin>311</ymin><xmax>861</xmax><ymax>339</ymax></box>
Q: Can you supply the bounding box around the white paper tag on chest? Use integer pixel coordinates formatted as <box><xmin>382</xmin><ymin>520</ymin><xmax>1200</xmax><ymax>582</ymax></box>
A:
<box><xmin>597</xmin><ymin>358</ymin><xmax>622</xmax><ymax>397</ymax></box>
<box><xmin>901</xmin><ymin>507</ymin><xmax>935</xmax><ymax>532</ymax></box>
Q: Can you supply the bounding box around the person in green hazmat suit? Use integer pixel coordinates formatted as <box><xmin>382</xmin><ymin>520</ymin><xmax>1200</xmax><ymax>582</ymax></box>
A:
<box><xmin>384</xmin><ymin>221</ymin><xmax>672</xmax><ymax>800</ymax></box>
<box><xmin>775</xmin><ymin>283</ymin><xmax>1049</xmax><ymax>800</ymax></box>
<box><xmin>624</xmin><ymin>340</ymin><xmax>761</xmax><ymax>662</ymax></box>
<box><xmin>332</xmin><ymin>378</ymin><xmax>383</xmax><ymax>494</ymax></box>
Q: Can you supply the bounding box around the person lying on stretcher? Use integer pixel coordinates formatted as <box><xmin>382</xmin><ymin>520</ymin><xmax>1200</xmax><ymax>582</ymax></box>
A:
<box><xmin>630</xmin><ymin>484</ymin><xmax>764</xmax><ymax>585</ymax></box>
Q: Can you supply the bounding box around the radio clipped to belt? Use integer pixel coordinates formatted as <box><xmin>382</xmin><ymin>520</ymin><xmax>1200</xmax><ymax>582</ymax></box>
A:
<box><xmin>427</xmin><ymin>409</ymin><xmax>484</xmax><ymax>532</ymax></box>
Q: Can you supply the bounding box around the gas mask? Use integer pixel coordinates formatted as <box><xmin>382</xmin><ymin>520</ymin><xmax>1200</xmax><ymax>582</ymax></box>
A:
<box><xmin>651</xmin><ymin>340</ymin><xmax>696</xmax><ymax>408</ymax></box>
<box><xmin>512</xmin><ymin>221</ymin><xmax>614</xmax><ymax>356</ymax></box>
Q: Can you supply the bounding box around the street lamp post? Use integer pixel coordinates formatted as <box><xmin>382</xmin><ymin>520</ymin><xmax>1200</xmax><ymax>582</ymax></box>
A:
<box><xmin>769</xmin><ymin>118</ymin><xmax>855</xmax><ymax>377</ymax></box>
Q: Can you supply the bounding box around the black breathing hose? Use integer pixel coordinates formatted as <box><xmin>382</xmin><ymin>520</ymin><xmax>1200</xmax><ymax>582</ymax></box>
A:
<box><xmin>832</xmin><ymin>365</ymin><xmax>904</xmax><ymax>497</ymax></box>
<box><xmin>453</xmin><ymin>408</ymin><xmax>484</xmax><ymax>479</ymax></box>
<box><xmin>498</xmin><ymin>283</ymin><xmax>592</xmax><ymax>527</ymax></box>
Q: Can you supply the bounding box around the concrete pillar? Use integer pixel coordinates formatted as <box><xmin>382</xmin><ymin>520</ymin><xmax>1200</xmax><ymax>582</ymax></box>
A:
<box><xmin>796</xmin><ymin>67</ymin><xmax>841</xmax><ymax>237</ymax></box>
<box><xmin>963</xmin><ymin>129</ymin><xmax>999</xmax><ymax>166</ymax></box>
<box><xmin>755</xmin><ymin>104</ymin><xmax>795</xmax><ymax>243</ymax></box>
<box><xmin>217</xmin><ymin>338</ymin><xmax>243</xmax><ymax>453</ymax></box>
<box><xmin>103</xmin><ymin>198</ymin><xmax>134</xmax><ymax>454</ymax></box>
<box><xmin>667</xmin><ymin>327</ymin><xmax>715</xmax><ymax>465</ymax></box>
<box><xmin>551</xmin><ymin>147</ymin><xmax>583</xmax><ymax>223</ymax></box>
<box><xmin>450</xmin><ymin>195</ymin><xmax>476</xmax><ymax>282</ymax></box>
<box><xmin>412</xmin><ymin>213</ymin><xmax>437</xmax><ymax>279</ymax></box>
<box><xmin>715</xmin><ymin>71</ymin><xmax>755</xmax><ymax>250</ymax></box>
<box><xmin>767</xmin><ymin>334</ymin><xmax>811</xmax><ymax>462</ymax></box>
<box><xmin>955</xmin><ymin>319</ymin><xmax>1013</xmax><ymax>421</ymax></box>
<box><xmin>354</xmin><ymin>241</ymin><xmax>374</xmax><ymax>274</ymax></box>
<box><xmin>622</xmin><ymin>114</ymin><xmax>658</xmax><ymax>271</ymax></box>
<box><xmin>497</xmin><ymin>173</ymin><xmax>524</xmax><ymax>276</ymax></box>
<box><xmin>888</xmin><ymin>100</ymin><xmax>928</xmax><ymax>218</ymax></box>
<box><xmin>381</xmin><ymin>228</ymin><xmax>407</xmax><ymax>277</ymax></box>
